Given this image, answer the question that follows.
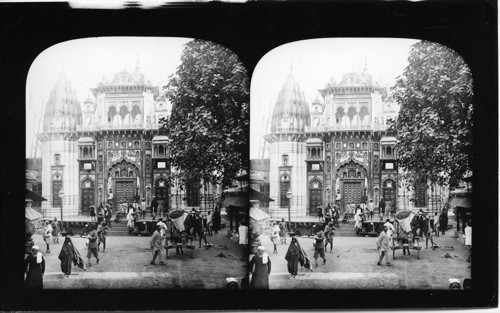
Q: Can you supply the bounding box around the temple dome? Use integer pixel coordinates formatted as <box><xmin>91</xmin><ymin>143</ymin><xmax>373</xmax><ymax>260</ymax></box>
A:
<box><xmin>338</xmin><ymin>71</ymin><xmax>374</xmax><ymax>87</ymax></box>
<box><xmin>99</xmin><ymin>65</ymin><xmax>147</xmax><ymax>86</ymax></box>
<box><xmin>42</xmin><ymin>71</ymin><xmax>82</xmax><ymax>132</ymax></box>
<box><xmin>270</xmin><ymin>69</ymin><xmax>310</xmax><ymax>132</ymax></box>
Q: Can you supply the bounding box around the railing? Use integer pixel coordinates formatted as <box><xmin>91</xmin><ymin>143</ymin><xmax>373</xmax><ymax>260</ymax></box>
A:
<box><xmin>305</xmin><ymin>124</ymin><xmax>389</xmax><ymax>132</ymax></box>
<box><xmin>77</xmin><ymin>123</ymin><xmax>163</xmax><ymax>131</ymax></box>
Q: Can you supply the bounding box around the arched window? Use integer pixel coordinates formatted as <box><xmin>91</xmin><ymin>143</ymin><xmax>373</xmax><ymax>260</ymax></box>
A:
<box><xmin>158</xmin><ymin>146</ymin><xmax>164</xmax><ymax>157</ymax></box>
<box><xmin>280</xmin><ymin>174</ymin><xmax>290</xmax><ymax>208</ymax></box>
<box><xmin>343</xmin><ymin>171</ymin><xmax>347</xmax><ymax>178</ymax></box>
<box><xmin>54</xmin><ymin>154</ymin><xmax>61</xmax><ymax>165</ymax></box>
<box><xmin>387</xmin><ymin>146</ymin><xmax>392</xmax><ymax>157</ymax></box>
<box><xmin>83</xmin><ymin>147</ymin><xmax>89</xmax><ymax>158</ymax></box>
<box><xmin>108</xmin><ymin>106</ymin><xmax>117</xmax><ymax>123</ymax></box>
<box><xmin>335</xmin><ymin>107</ymin><xmax>346</xmax><ymax>124</ymax></box>
<box><xmin>347</xmin><ymin>107</ymin><xmax>357</xmax><ymax>123</ymax></box>
<box><xmin>359</xmin><ymin>106</ymin><xmax>369</xmax><ymax>124</ymax></box>
<box><xmin>129</xmin><ymin>170</ymin><xmax>134</xmax><ymax>177</ymax></box>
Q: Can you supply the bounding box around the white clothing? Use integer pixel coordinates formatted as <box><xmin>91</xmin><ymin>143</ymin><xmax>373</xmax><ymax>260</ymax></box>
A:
<box><xmin>157</xmin><ymin>221</ymin><xmax>168</xmax><ymax>237</ymax></box>
<box><xmin>384</xmin><ymin>222</ymin><xmax>395</xmax><ymax>237</ymax></box>
<box><xmin>464</xmin><ymin>225</ymin><xmax>472</xmax><ymax>246</ymax></box>
<box><xmin>368</xmin><ymin>202</ymin><xmax>374</xmax><ymax>212</ymax></box>
<box><xmin>238</xmin><ymin>225</ymin><xmax>248</xmax><ymax>245</ymax></box>
<box><xmin>272</xmin><ymin>225</ymin><xmax>280</xmax><ymax>242</ymax></box>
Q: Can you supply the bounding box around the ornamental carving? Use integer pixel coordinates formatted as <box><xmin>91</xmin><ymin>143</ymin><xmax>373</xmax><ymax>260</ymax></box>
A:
<box><xmin>334</xmin><ymin>150</ymin><xmax>369</xmax><ymax>168</ymax></box>
<box><xmin>107</xmin><ymin>150</ymin><xmax>141</xmax><ymax>167</ymax></box>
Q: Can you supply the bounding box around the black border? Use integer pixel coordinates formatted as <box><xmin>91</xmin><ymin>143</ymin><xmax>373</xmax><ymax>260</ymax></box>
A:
<box><xmin>1</xmin><ymin>0</ymin><xmax>497</xmax><ymax>310</ymax></box>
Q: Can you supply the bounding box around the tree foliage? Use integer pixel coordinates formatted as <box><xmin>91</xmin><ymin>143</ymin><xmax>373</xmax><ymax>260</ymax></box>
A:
<box><xmin>389</xmin><ymin>40</ymin><xmax>473</xmax><ymax>188</ymax></box>
<box><xmin>162</xmin><ymin>39</ymin><xmax>249</xmax><ymax>190</ymax></box>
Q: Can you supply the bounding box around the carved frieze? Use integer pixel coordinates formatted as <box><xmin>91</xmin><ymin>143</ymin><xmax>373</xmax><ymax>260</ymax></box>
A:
<box><xmin>334</xmin><ymin>150</ymin><xmax>369</xmax><ymax>168</ymax></box>
<box><xmin>106</xmin><ymin>149</ymin><xmax>141</xmax><ymax>167</ymax></box>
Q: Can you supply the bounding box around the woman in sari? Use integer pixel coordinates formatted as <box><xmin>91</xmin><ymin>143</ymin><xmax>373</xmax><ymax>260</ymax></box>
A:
<box><xmin>285</xmin><ymin>237</ymin><xmax>302</xmax><ymax>278</ymax></box>
<box><xmin>249</xmin><ymin>246</ymin><xmax>271</xmax><ymax>289</ymax></box>
<box><xmin>25</xmin><ymin>245</ymin><xmax>45</xmax><ymax>289</ymax></box>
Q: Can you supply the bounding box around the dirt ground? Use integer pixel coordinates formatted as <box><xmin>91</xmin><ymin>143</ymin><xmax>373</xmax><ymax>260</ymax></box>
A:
<box><xmin>31</xmin><ymin>231</ymin><xmax>247</xmax><ymax>289</ymax></box>
<box><xmin>256</xmin><ymin>231</ymin><xmax>471</xmax><ymax>289</ymax></box>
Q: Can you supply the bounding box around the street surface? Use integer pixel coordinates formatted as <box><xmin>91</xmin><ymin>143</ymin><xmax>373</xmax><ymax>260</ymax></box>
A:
<box><xmin>31</xmin><ymin>231</ymin><xmax>247</xmax><ymax>289</ymax></box>
<box><xmin>256</xmin><ymin>231</ymin><xmax>471</xmax><ymax>289</ymax></box>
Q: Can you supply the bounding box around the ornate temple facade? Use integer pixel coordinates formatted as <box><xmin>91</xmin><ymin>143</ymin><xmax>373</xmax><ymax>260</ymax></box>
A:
<box><xmin>265</xmin><ymin>67</ymin><xmax>448</xmax><ymax>219</ymax></box>
<box><xmin>38</xmin><ymin>65</ymin><xmax>217</xmax><ymax>218</ymax></box>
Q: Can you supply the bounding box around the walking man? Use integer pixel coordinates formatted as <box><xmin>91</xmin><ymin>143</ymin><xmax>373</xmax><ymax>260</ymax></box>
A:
<box><xmin>156</xmin><ymin>217</ymin><xmax>168</xmax><ymax>246</ymax></box>
<box><xmin>97</xmin><ymin>221</ymin><xmax>109</xmax><ymax>253</ymax></box>
<box><xmin>376</xmin><ymin>226</ymin><xmax>391</xmax><ymax>266</ymax></box>
<box><xmin>150</xmin><ymin>225</ymin><xmax>164</xmax><ymax>265</ymax></box>
<box><xmin>86</xmin><ymin>225</ymin><xmax>100</xmax><ymax>266</ymax></box>
<box><xmin>140</xmin><ymin>198</ymin><xmax>147</xmax><ymax>220</ymax></box>
<box><xmin>313</xmin><ymin>229</ymin><xmax>327</xmax><ymax>267</ymax></box>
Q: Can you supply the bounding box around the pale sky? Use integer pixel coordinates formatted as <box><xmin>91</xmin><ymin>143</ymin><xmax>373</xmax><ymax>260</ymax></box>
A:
<box><xmin>250</xmin><ymin>38</ymin><xmax>420</xmax><ymax>159</ymax></box>
<box><xmin>26</xmin><ymin>37</ymin><xmax>191</xmax><ymax>158</ymax></box>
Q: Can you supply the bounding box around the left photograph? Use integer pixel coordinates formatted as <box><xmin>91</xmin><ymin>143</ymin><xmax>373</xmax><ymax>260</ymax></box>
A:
<box><xmin>25</xmin><ymin>37</ymin><xmax>250</xmax><ymax>289</ymax></box>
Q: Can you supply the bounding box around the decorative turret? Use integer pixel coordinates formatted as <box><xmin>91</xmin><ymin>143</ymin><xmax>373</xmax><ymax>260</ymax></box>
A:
<box><xmin>42</xmin><ymin>71</ymin><xmax>82</xmax><ymax>132</ymax></box>
<box><xmin>270</xmin><ymin>68</ymin><xmax>310</xmax><ymax>133</ymax></box>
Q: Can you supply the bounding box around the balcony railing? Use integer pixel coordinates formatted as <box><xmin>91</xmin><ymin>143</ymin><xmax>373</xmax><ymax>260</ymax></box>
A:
<box><xmin>77</xmin><ymin>123</ymin><xmax>163</xmax><ymax>131</ymax></box>
<box><xmin>305</xmin><ymin>124</ymin><xmax>389</xmax><ymax>132</ymax></box>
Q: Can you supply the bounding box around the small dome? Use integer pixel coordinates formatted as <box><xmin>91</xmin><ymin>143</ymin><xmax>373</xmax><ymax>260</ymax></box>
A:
<box><xmin>152</xmin><ymin>135</ymin><xmax>169</xmax><ymax>144</ymax></box>
<box><xmin>306</xmin><ymin>138</ymin><xmax>322</xmax><ymax>145</ymax></box>
<box><xmin>338</xmin><ymin>71</ymin><xmax>374</xmax><ymax>87</ymax></box>
<box><xmin>271</xmin><ymin>69</ymin><xmax>311</xmax><ymax>132</ymax></box>
<box><xmin>43</xmin><ymin>71</ymin><xmax>82</xmax><ymax>132</ymax></box>
<box><xmin>78</xmin><ymin>137</ymin><xmax>95</xmax><ymax>144</ymax></box>
<box><xmin>380</xmin><ymin>136</ymin><xmax>397</xmax><ymax>144</ymax></box>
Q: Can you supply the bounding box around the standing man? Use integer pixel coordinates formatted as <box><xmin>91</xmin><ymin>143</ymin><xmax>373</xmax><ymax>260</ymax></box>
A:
<box><xmin>151</xmin><ymin>196</ymin><xmax>158</xmax><ymax>220</ymax></box>
<box><xmin>376</xmin><ymin>226</ymin><xmax>391</xmax><ymax>266</ymax></box>
<box><xmin>278</xmin><ymin>217</ymin><xmax>288</xmax><ymax>245</ymax></box>
<box><xmin>86</xmin><ymin>225</ymin><xmax>100</xmax><ymax>267</ymax></box>
<box><xmin>317</xmin><ymin>205</ymin><xmax>324</xmax><ymax>222</ymax></box>
<box><xmin>378</xmin><ymin>198</ymin><xmax>386</xmax><ymax>221</ymax></box>
<box><xmin>464</xmin><ymin>222</ymin><xmax>472</xmax><ymax>262</ymax></box>
<box><xmin>51</xmin><ymin>217</ymin><xmax>60</xmax><ymax>244</ymax></box>
<box><xmin>439</xmin><ymin>209</ymin><xmax>448</xmax><ymax>235</ymax></box>
<box><xmin>367</xmin><ymin>199</ymin><xmax>374</xmax><ymax>220</ymax></box>
<box><xmin>238</xmin><ymin>221</ymin><xmax>248</xmax><ymax>261</ymax></box>
<box><xmin>313</xmin><ymin>229</ymin><xmax>327</xmax><ymax>267</ymax></box>
<box><xmin>107</xmin><ymin>189</ymin><xmax>114</xmax><ymax>211</ymax></box>
<box><xmin>150</xmin><ymin>225</ymin><xmax>164</xmax><ymax>265</ymax></box>
<box><xmin>332</xmin><ymin>205</ymin><xmax>340</xmax><ymax>228</ymax></box>
<box><xmin>212</xmin><ymin>206</ymin><xmax>221</xmax><ymax>235</ymax></box>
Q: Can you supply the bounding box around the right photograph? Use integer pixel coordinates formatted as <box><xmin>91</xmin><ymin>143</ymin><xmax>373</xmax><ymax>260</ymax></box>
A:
<box><xmin>249</xmin><ymin>38</ymin><xmax>473</xmax><ymax>290</ymax></box>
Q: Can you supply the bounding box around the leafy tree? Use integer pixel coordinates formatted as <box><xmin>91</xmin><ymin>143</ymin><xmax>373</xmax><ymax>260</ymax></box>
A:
<box><xmin>162</xmin><ymin>39</ymin><xmax>249</xmax><ymax>192</ymax></box>
<box><xmin>389</xmin><ymin>40</ymin><xmax>473</xmax><ymax>188</ymax></box>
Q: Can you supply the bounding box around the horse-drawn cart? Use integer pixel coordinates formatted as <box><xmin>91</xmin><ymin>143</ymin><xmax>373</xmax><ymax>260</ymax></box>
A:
<box><xmin>390</xmin><ymin>210</ymin><xmax>422</xmax><ymax>260</ymax></box>
<box><xmin>164</xmin><ymin>210</ymin><xmax>196</xmax><ymax>259</ymax></box>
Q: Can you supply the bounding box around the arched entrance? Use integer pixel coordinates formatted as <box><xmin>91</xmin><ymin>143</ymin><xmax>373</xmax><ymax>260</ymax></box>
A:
<box><xmin>337</xmin><ymin>160</ymin><xmax>367</xmax><ymax>214</ymax></box>
<box><xmin>81</xmin><ymin>178</ymin><xmax>95</xmax><ymax>215</ymax></box>
<box><xmin>108</xmin><ymin>160</ymin><xmax>140</xmax><ymax>208</ymax></box>
<box><xmin>309</xmin><ymin>179</ymin><xmax>323</xmax><ymax>216</ymax></box>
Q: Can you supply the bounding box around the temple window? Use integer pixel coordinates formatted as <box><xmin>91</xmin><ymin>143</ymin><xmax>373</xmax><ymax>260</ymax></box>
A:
<box><xmin>280</xmin><ymin>175</ymin><xmax>290</xmax><ymax>208</ymax></box>
<box><xmin>54</xmin><ymin>154</ymin><xmax>61</xmax><ymax>165</ymax></box>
